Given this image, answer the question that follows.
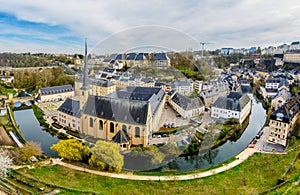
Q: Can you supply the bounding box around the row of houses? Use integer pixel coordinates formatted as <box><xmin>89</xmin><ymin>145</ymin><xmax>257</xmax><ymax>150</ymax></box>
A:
<box><xmin>103</xmin><ymin>52</ymin><xmax>171</xmax><ymax>69</ymax></box>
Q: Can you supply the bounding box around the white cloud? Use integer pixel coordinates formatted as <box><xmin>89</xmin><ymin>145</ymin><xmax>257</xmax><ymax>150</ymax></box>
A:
<box><xmin>0</xmin><ymin>0</ymin><xmax>300</xmax><ymax>53</ymax></box>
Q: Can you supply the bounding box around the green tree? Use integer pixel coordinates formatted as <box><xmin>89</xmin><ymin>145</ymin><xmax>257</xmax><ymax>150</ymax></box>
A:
<box><xmin>51</xmin><ymin>139</ymin><xmax>90</xmax><ymax>162</ymax></box>
<box><xmin>89</xmin><ymin>140</ymin><xmax>124</xmax><ymax>172</ymax></box>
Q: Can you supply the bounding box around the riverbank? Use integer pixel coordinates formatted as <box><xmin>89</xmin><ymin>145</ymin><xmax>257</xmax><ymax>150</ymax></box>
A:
<box><xmin>49</xmin><ymin>147</ymin><xmax>258</xmax><ymax>181</ymax></box>
<box><xmin>14</xmin><ymin>144</ymin><xmax>300</xmax><ymax>194</ymax></box>
<box><xmin>6</xmin><ymin>104</ymin><xmax>26</xmax><ymax>143</ymax></box>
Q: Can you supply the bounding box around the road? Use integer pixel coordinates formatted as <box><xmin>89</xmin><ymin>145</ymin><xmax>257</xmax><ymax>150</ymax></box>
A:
<box><xmin>47</xmin><ymin>148</ymin><xmax>258</xmax><ymax>181</ymax></box>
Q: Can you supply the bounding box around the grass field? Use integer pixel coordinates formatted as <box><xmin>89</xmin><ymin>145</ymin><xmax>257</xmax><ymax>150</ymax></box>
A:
<box><xmin>16</xmin><ymin>146</ymin><xmax>300</xmax><ymax>195</ymax></box>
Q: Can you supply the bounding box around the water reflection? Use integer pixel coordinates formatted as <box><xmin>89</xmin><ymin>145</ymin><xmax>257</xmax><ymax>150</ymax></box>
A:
<box><xmin>14</xmin><ymin>109</ymin><xmax>59</xmax><ymax>156</ymax></box>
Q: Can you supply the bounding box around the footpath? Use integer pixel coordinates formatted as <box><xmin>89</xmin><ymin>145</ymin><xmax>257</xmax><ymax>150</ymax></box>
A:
<box><xmin>50</xmin><ymin>148</ymin><xmax>258</xmax><ymax>181</ymax></box>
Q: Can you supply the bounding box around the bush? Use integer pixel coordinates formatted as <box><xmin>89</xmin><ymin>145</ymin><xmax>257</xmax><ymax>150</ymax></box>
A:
<box><xmin>51</xmin><ymin>123</ymin><xmax>63</xmax><ymax>129</ymax></box>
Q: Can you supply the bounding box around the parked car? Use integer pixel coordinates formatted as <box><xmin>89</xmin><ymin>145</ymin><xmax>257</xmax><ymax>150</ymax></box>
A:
<box><xmin>248</xmin><ymin>144</ymin><xmax>255</xmax><ymax>148</ymax></box>
<box><xmin>174</xmin><ymin>131</ymin><xmax>180</xmax><ymax>135</ymax></box>
<box><xmin>176</xmin><ymin>114</ymin><xmax>181</xmax><ymax>117</ymax></box>
<box><xmin>167</xmin><ymin>123</ymin><xmax>171</xmax><ymax>128</ymax></box>
<box><xmin>162</xmin><ymin>133</ymin><xmax>169</xmax><ymax>137</ymax></box>
<box><xmin>171</xmin><ymin>123</ymin><xmax>175</xmax><ymax>128</ymax></box>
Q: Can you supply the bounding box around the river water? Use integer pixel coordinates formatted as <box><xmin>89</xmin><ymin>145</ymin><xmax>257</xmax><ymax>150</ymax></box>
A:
<box><xmin>160</xmin><ymin>96</ymin><xmax>266</xmax><ymax>171</ymax></box>
<box><xmin>14</xmin><ymin>109</ymin><xmax>59</xmax><ymax>156</ymax></box>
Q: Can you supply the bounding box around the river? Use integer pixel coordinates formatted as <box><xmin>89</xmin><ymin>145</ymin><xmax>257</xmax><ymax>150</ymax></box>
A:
<box><xmin>13</xmin><ymin>96</ymin><xmax>266</xmax><ymax>171</ymax></box>
<box><xmin>159</xmin><ymin>96</ymin><xmax>266</xmax><ymax>171</ymax></box>
<box><xmin>14</xmin><ymin>109</ymin><xmax>59</xmax><ymax>156</ymax></box>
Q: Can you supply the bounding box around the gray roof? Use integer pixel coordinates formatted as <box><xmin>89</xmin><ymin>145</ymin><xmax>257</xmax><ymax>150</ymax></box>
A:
<box><xmin>40</xmin><ymin>85</ymin><xmax>73</xmax><ymax>95</ymax></box>
<box><xmin>212</xmin><ymin>92</ymin><xmax>251</xmax><ymax>112</ymax></box>
<box><xmin>172</xmin><ymin>80</ymin><xmax>193</xmax><ymax>88</ymax></box>
<box><xmin>112</xmin><ymin>130</ymin><xmax>130</xmax><ymax>143</ymax></box>
<box><xmin>113</xmin><ymin>87</ymin><xmax>164</xmax><ymax>101</ymax></box>
<box><xmin>57</xmin><ymin>98</ymin><xmax>81</xmax><ymax>118</ymax></box>
<box><xmin>83</xmin><ymin>95</ymin><xmax>149</xmax><ymax>125</ymax></box>
<box><xmin>200</xmin><ymin>82</ymin><xmax>228</xmax><ymax>98</ymax></box>
<box><xmin>274</xmin><ymin>88</ymin><xmax>291</xmax><ymax>102</ymax></box>
<box><xmin>171</xmin><ymin>92</ymin><xmax>203</xmax><ymax>111</ymax></box>
<box><xmin>154</xmin><ymin>53</ymin><xmax>170</xmax><ymax>61</ymax></box>
<box><xmin>107</xmin><ymin>86</ymin><xmax>165</xmax><ymax>117</ymax></box>
<box><xmin>77</xmin><ymin>77</ymin><xmax>114</xmax><ymax>87</ymax></box>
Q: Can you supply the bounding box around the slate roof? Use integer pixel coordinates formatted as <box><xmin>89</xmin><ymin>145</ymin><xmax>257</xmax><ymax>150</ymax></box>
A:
<box><xmin>83</xmin><ymin>95</ymin><xmax>149</xmax><ymax>125</ymax></box>
<box><xmin>278</xmin><ymin>79</ymin><xmax>289</xmax><ymax>88</ymax></box>
<box><xmin>200</xmin><ymin>82</ymin><xmax>228</xmax><ymax>98</ymax></box>
<box><xmin>77</xmin><ymin>77</ymin><xmax>114</xmax><ymax>87</ymax></box>
<box><xmin>171</xmin><ymin>92</ymin><xmax>203</xmax><ymax>111</ymax></box>
<box><xmin>57</xmin><ymin>98</ymin><xmax>81</xmax><ymax>118</ymax></box>
<box><xmin>112</xmin><ymin>130</ymin><xmax>130</xmax><ymax>143</ymax></box>
<box><xmin>115</xmin><ymin>86</ymin><xmax>163</xmax><ymax>101</ymax></box>
<box><xmin>126</xmin><ymin>53</ymin><xmax>137</xmax><ymax>60</ymax></box>
<box><xmin>212</xmin><ymin>92</ymin><xmax>251</xmax><ymax>112</ymax></box>
<box><xmin>115</xmin><ymin>54</ymin><xmax>124</xmax><ymax>60</ymax></box>
<box><xmin>40</xmin><ymin>85</ymin><xmax>73</xmax><ymax>95</ymax></box>
<box><xmin>172</xmin><ymin>80</ymin><xmax>193</xmax><ymax>88</ymax></box>
<box><xmin>154</xmin><ymin>53</ymin><xmax>170</xmax><ymax>61</ymax></box>
<box><xmin>239</xmin><ymin>85</ymin><xmax>252</xmax><ymax>94</ymax></box>
<box><xmin>274</xmin><ymin>89</ymin><xmax>291</xmax><ymax>102</ymax></box>
<box><xmin>135</xmin><ymin>53</ymin><xmax>147</xmax><ymax>61</ymax></box>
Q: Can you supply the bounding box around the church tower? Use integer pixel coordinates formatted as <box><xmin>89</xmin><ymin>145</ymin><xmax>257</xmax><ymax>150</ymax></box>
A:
<box><xmin>80</xmin><ymin>38</ymin><xmax>91</xmax><ymax>109</ymax></box>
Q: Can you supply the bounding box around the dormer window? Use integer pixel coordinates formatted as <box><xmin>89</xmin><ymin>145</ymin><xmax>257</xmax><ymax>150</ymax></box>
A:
<box><xmin>276</xmin><ymin>113</ymin><xmax>283</xmax><ymax>121</ymax></box>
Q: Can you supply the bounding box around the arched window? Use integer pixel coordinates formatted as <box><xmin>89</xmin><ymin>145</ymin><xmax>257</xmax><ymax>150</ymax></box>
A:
<box><xmin>89</xmin><ymin>117</ymin><xmax>93</xmax><ymax>128</ymax></box>
<box><xmin>99</xmin><ymin>120</ymin><xmax>103</xmax><ymax>130</ymax></box>
<box><xmin>110</xmin><ymin>122</ymin><xmax>114</xmax><ymax>133</ymax></box>
<box><xmin>122</xmin><ymin>125</ymin><xmax>127</xmax><ymax>132</ymax></box>
<box><xmin>135</xmin><ymin>127</ymin><xmax>140</xmax><ymax>137</ymax></box>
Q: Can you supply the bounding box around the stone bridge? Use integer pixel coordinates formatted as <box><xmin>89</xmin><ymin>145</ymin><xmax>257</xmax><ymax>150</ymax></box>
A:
<box><xmin>13</xmin><ymin>96</ymin><xmax>34</xmax><ymax>103</ymax></box>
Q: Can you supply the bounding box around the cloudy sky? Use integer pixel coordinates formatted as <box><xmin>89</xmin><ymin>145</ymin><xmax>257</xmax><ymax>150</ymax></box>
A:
<box><xmin>0</xmin><ymin>0</ymin><xmax>300</xmax><ymax>54</ymax></box>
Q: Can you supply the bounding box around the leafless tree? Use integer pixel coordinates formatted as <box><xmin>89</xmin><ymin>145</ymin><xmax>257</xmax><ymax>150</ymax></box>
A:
<box><xmin>0</xmin><ymin>149</ymin><xmax>12</xmax><ymax>176</ymax></box>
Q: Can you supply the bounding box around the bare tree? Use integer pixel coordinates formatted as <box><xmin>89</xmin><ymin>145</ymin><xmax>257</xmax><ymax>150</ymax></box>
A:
<box><xmin>0</xmin><ymin>149</ymin><xmax>12</xmax><ymax>176</ymax></box>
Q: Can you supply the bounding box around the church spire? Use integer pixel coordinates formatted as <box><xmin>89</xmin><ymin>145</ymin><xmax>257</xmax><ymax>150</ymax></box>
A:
<box><xmin>79</xmin><ymin>38</ymin><xmax>91</xmax><ymax>110</ymax></box>
<box><xmin>81</xmin><ymin>38</ymin><xmax>90</xmax><ymax>90</ymax></box>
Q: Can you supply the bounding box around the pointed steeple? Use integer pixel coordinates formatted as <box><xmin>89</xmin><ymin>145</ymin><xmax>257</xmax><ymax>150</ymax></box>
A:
<box><xmin>81</xmin><ymin>38</ymin><xmax>90</xmax><ymax>90</ymax></box>
<box><xmin>80</xmin><ymin>38</ymin><xmax>91</xmax><ymax>110</ymax></box>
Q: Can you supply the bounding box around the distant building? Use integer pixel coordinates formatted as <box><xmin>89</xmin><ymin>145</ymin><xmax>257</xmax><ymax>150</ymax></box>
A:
<box><xmin>75</xmin><ymin>77</ymin><xmax>116</xmax><ymax>97</ymax></box>
<box><xmin>211</xmin><ymin>92</ymin><xmax>252</xmax><ymax>123</ymax></box>
<box><xmin>194</xmin><ymin>80</ymin><xmax>203</xmax><ymax>92</ymax></box>
<box><xmin>268</xmin><ymin>94</ymin><xmax>300</xmax><ymax>147</ymax></box>
<box><xmin>283</xmin><ymin>50</ymin><xmax>300</xmax><ymax>64</ymax></box>
<box><xmin>171</xmin><ymin>79</ymin><xmax>194</xmax><ymax>96</ymax></box>
<box><xmin>290</xmin><ymin>41</ymin><xmax>300</xmax><ymax>51</ymax></box>
<box><xmin>95</xmin><ymin>68</ymin><xmax>117</xmax><ymax>79</ymax></box>
<box><xmin>0</xmin><ymin>107</ymin><xmax>7</xmax><ymax>116</ymax></box>
<box><xmin>271</xmin><ymin>89</ymin><xmax>291</xmax><ymax>111</ymax></box>
<box><xmin>168</xmin><ymin>91</ymin><xmax>204</xmax><ymax>119</ymax></box>
<box><xmin>220</xmin><ymin>48</ymin><xmax>234</xmax><ymax>55</ymax></box>
<box><xmin>265</xmin><ymin>78</ymin><xmax>289</xmax><ymax>98</ymax></box>
<box><xmin>0</xmin><ymin>76</ymin><xmax>14</xmax><ymax>84</ymax></box>
<box><xmin>199</xmin><ymin>81</ymin><xmax>229</xmax><ymax>107</ymax></box>
<box><xmin>237</xmin><ymin>80</ymin><xmax>252</xmax><ymax>94</ymax></box>
<box><xmin>153</xmin><ymin>53</ymin><xmax>171</xmax><ymax>68</ymax></box>
<box><xmin>37</xmin><ymin>85</ymin><xmax>74</xmax><ymax>102</ymax></box>
<box><xmin>134</xmin><ymin>53</ymin><xmax>148</xmax><ymax>66</ymax></box>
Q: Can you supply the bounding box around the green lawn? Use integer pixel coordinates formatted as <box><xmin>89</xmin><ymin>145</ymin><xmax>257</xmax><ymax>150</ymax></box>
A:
<box><xmin>16</xmin><ymin>147</ymin><xmax>300</xmax><ymax>195</ymax></box>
